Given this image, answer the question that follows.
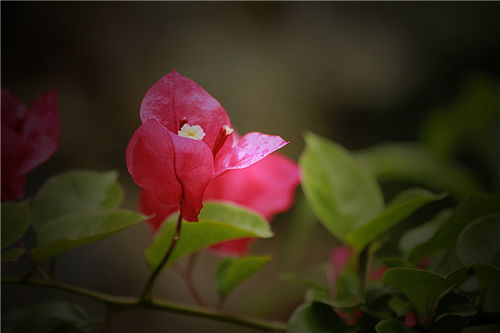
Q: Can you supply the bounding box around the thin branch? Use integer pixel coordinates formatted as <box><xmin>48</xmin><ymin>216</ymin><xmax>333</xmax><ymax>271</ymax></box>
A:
<box><xmin>173</xmin><ymin>253</ymin><xmax>207</xmax><ymax>307</ymax></box>
<box><xmin>17</xmin><ymin>240</ymin><xmax>50</xmax><ymax>281</ymax></box>
<box><xmin>2</xmin><ymin>277</ymin><xmax>287</xmax><ymax>332</ymax></box>
<box><xmin>140</xmin><ymin>213</ymin><xmax>183</xmax><ymax>301</ymax></box>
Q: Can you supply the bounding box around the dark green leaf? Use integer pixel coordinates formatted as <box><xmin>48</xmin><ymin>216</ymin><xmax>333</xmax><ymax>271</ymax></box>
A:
<box><xmin>1</xmin><ymin>247</ymin><xmax>25</xmax><ymax>262</ymax></box>
<box><xmin>428</xmin><ymin>315</ymin><xmax>468</xmax><ymax>333</ymax></box>
<box><xmin>300</xmin><ymin>132</ymin><xmax>384</xmax><ymax>241</ymax></box>
<box><xmin>376</xmin><ymin>319</ymin><xmax>419</xmax><ymax>333</ymax></box>
<box><xmin>456</xmin><ymin>214</ymin><xmax>500</xmax><ymax>268</ymax></box>
<box><xmin>399</xmin><ymin>209</ymin><xmax>451</xmax><ymax>258</ymax></box>
<box><xmin>1</xmin><ymin>200</ymin><xmax>30</xmax><ymax>249</ymax></box>
<box><xmin>32</xmin><ymin>210</ymin><xmax>144</xmax><ymax>261</ymax></box>
<box><xmin>347</xmin><ymin>188</ymin><xmax>445</xmax><ymax>250</ymax></box>
<box><xmin>305</xmin><ymin>288</ymin><xmax>362</xmax><ymax>309</ymax></box>
<box><xmin>435</xmin><ymin>292</ymin><xmax>476</xmax><ymax>321</ymax></box>
<box><xmin>31</xmin><ymin>170</ymin><xmax>123</xmax><ymax>232</ymax></box>
<box><xmin>388</xmin><ymin>296</ymin><xmax>410</xmax><ymax>316</ymax></box>
<box><xmin>288</xmin><ymin>302</ymin><xmax>352</xmax><ymax>333</ymax></box>
<box><xmin>2</xmin><ymin>301</ymin><xmax>93</xmax><ymax>333</ymax></box>
<box><xmin>383</xmin><ymin>267</ymin><xmax>472</xmax><ymax>317</ymax></box>
<box><xmin>355</xmin><ymin>143</ymin><xmax>482</xmax><ymax>198</ymax></box>
<box><xmin>409</xmin><ymin>194</ymin><xmax>500</xmax><ymax>262</ymax></box>
<box><xmin>215</xmin><ymin>256</ymin><xmax>270</xmax><ymax>298</ymax></box>
<box><xmin>472</xmin><ymin>264</ymin><xmax>500</xmax><ymax>290</ymax></box>
<box><xmin>145</xmin><ymin>202</ymin><xmax>273</xmax><ymax>270</ymax></box>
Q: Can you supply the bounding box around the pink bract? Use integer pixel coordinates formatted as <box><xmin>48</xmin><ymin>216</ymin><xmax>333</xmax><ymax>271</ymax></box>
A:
<box><xmin>1</xmin><ymin>88</ymin><xmax>60</xmax><ymax>201</ymax></box>
<box><xmin>127</xmin><ymin>70</ymin><xmax>289</xmax><ymax>222</ymax></box>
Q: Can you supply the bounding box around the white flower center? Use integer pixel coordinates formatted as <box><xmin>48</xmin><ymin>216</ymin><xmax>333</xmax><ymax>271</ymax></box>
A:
<box><xmin>178</xmin><ymin>123</ymin><xmax>206</xmax><ymax>141</ymax></box>
<box><xmin>223</xmin><ymin>125</ymin><xmax>234</xmax><ymax>135</ymax></box>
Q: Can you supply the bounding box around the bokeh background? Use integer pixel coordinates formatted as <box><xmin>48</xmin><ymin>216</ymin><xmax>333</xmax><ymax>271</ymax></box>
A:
<box><xmin>2</xmin><ymin>2</ymin><xmax>500</xmax><ymax>332</ymax></box>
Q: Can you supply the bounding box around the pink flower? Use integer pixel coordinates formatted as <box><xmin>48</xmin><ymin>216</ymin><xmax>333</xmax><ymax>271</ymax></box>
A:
<box><xmin>204</xmin><ymin>152</ymin><xmax>300</xmax><ymax>256</ymax></box>
<box><xmin>126</xmin><ymin>70</ymin><xmax>288</xmax><ymax>222</ymax></box>
<box><xmin>1</xmin><ymin>88</ymin><xmax>59</xmax><ymax>201</ymax></box>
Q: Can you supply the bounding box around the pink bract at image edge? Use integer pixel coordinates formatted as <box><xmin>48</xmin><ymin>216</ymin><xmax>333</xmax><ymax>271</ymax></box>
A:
<box><xmin>1</xmin><ymin>88</ymin><xmax>60</xmax><ymax>201</ymax></box>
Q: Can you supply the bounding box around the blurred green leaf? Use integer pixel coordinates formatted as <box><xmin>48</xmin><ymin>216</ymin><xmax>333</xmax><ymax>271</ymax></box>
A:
<box><xmin>347</xmin><ymin>188</ymin><xmax>445</xmax><ymax>250</ymax></box>
<box><xmin>428</xmin><ymin>315</ymin><xmax>468</xmax><ymax>333</ymax></box>
<box><xmin>288</xmin><ymin>302</ymin><xmax>353</xmax><ymax>333</ymax></box>
<box><xmin>399</xmin><ymin>209</ymin><xmax>451</xmax><ymax>258</ymax></box>
<box><xmin>1</xmin><ymin>200</ymin><xmax>30</xmax><ymax>249</ymax></box>
<box><xmin>409</xmin><ymin>194</ymin><xmax>500</xmax><ymax>262</ymax></box>
<box><xmin>421</xmin><ymin>74</ymin><xmax>499</xmax><ymax>158</ymax></box>
<box><xmin>2</xmin><ymin>301</ymin><xmax>93</xmax><ymax>333</ymax></box>
<box><xmin>305</xmin><ymin>288</ymin><xmax>362</xmax><ymax>309</ymax></box>
<box><xmin>376</xmin><ymin>319</ymin><xmax>418</xmax><ymax>333</ymax></box>
<box><xmin>215</xmin><ymin>256</ymin><xmax>270</xmax><ymax>299</ymax></box>
<box><xmin>383</xmin><ymin>267</ymin><xmax>472</xmax><ymax>317</ymax></box>
<box><xmin>456</xmin><ymin>214</ymin><xmax>500</xmax><ymax>268</ymax></box>
<box><xmin>435</xmin><ymin>292</ymin><xmax>476</xmax><ymax>321</ymax></box>
<box><xmin>300</xmin><ymin>132</ymin><xmax>384</xmax><ymax>241</ymax></box>
<box><xmin>32</xmin><ymin>210</ymin><xmax>144</xmax><ymax>261</ymax></box>
<box><xmin>145</xmin><ymin>202</ymin><xmax>273</xmax><ymax>270</ymax></box>
<box><xmin>1</xmin><ymin>247</ymin><xmax>25</xmax><ymax>262</ymax></box>
<box><xmin>388</xmin><ymin>296</ymin><xmax>410</xmax><ymax>316</ymax></box>
<box><xmin>31</xmin><ymin>170</ymin><xmax>123</xmax><ymax>232</ymax></box>
<box><xmin>355</xmin><ymin>143</ymin><xmax>482</xmax><ymax>198</ymax></box>
<box><xmin>472</xmin><ymin>264</ymin><xmax>500</xmax><ymax>291</ymax></box>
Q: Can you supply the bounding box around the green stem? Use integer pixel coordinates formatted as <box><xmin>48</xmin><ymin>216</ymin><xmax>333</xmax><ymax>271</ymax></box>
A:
<box><xmin>358</xmin><ymin>246</ymin><xmax>370</xmax><ymax>301</ymax></box>
<box><xmin>2</xmin><ymin>277</ymin><xmax>287</xmax><ymax>332</ymax></box>
<box><xmin>140</xmin><ymin>212</ymin><xmax>183</xmax><ymax>301</ymax></box>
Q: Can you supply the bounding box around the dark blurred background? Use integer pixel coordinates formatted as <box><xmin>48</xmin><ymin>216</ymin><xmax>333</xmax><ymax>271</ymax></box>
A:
<box><xmin>2</xmin><ymin>2</ymin><xmax>500</xmax><ymax>332</ymax></box>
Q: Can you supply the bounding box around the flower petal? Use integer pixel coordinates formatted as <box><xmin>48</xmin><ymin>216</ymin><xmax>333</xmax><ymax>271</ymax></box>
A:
<box><xmin>126</xmin><ymin>120</ymin><xmax>183</xmax><ymax>209</ymax></box>
<box><xmin>215</xmin><ymin>132</ymin><xmax>288</xmax><ymax>175</ymax></box>
<box><xmin>19</xmin><ymin>91</ymin><xmax>60</xmax><ymax>175</ymax></box>
<box><xmin>1</xmin><ymin>87</ymin><xmax>27</xmax><ymax>130</ymax></box>
<box><xmin>168</xmin><ymin>132</ymin><xmax>214</xmax><ymax>222</ymax></box>
<box><xmin>209</xmin><ymin>238</ymin><xmax>255</xmax><ymax>257</ymax></box>
<box><xmin>139</xmin><ymin>189</ymin><xmax>177</xmax><ymax>233</ymax></box>
<box><xmin>140</xmin><ymin>70</ymin><xmax>231</xmax><ymax>150</ymax></box>
<box><xmin>206</xmin><ymin>153</ymin><xmax>300</xmax><ymax>220</ymax></box>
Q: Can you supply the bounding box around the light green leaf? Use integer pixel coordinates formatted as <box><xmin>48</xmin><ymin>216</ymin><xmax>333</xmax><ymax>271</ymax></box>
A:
<box><xmin>347</xmin><ymin>188</ymin><xmax>445</xmax><ymax>249</ymax></box>
<box><xmin>376</xmin><ymin>319</ymin><xmax>419</xmax><ymax>333</ymax></box>
<box><xmin>216</xmin><ymin>256</ymin><xmax>270</xmax><ymax>298</ymax></box>
<box><xmin>355</xmin><ymin>143</ymin><xmax>482</xmax><ymax>198</ymax></box>
<box><xmin>300</xmin><ymin>132</ymin><xmax>384</xmax><ymax>240</ymax></box>
<box><xmin>456</xmin><ymin>214</ymin><xmax>500</xmax><ymax>268</ymax></box>
<box><xmin>409</xmin><ymin>194</ymin><xmax>500</xmax><ymax>262</ymax></box>
<box><xmin>1</xmin><ymin>200</ymin><xmax>30</xmax><ymax>249</ymax></box>
<box><xmin>145</xmin><ymin>202</ymin><xmax>273</xmax><ymax>270</ymax></box>
<box><xmin>288</xmin><ymin>302</ymin><xmax>353</xmax><ymax>333</ymax></box>
<box><xmin>2</xmin><ymin>247</ymin><xmax>25</xmax><ymax>262</ymax></box>
<box><xmin>305</xmin><ymin>288</ymin><xmax>362</xmax><ymax>309</ymax></box>
<box><xmin>383</xmin><ymin>267</ymin><xmax>472</xmax><ymax>317</ymax></box>
<box><xmin>31</xmin><ymin>170</ymin><xmax>123</xmax><ymax>232</ymax></box>
<box><xmin>32</xmin><ymin>210</ymin><xmax>144</xmax><ymax>261</ymax></box>
<box><xmin>2</xmin><ymin>301</ymin><xmax>93</xmax><ymax>333</ymax></box>
<box><xmin>399</xmin><ymin>209</ymin><xmax>451</xmax><ymax>257</ymax></box>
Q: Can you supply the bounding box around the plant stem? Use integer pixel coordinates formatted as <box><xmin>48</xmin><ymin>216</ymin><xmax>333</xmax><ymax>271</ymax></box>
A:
<box><xmin>173</xmin><ymin>253</ymin><xmax>207</xmax><ymax>307</ymax></box>
<box><xmin>17</xmin><ymin>240</ymin><xmax>50</xmax><ymax>281</ymax></box>
<box><xmin>358</xmin><ymin>245</ymin><xmax>370</xmax><ymax>301</ymax></box>
<box><xmin>2</xmin><ymin>277</ymin><xmax>287</xmax><ymax>332</ymax></box>
<box><xmin>140</xmin><ymin>213</ymin><xmax>183</xmax><ymax>301</ymax></box>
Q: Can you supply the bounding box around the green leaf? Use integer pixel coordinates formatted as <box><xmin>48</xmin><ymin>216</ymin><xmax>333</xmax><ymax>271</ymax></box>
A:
<box><xmin>347</xmin><ymin>188</ymin><xmax>445</xmax><ymax>250</ymax></box>
<box><xmin>399</xmin><ymin>209</ymin><xmax>451</xmax><ymax>258</ymax></box>
<box><xmin>305</xmin><ymin>288</ymin><xmax>362</xmax><ymax>309</ymax></box>
<box><xmin>456</xmin><ymin>214</ymin><xmax>500</xmax><ymax>268</ymax></box>
<box><xmin>288</xmin><ymin>302</ymin><xmax>352</xmax><ymax>333</ymax></box>
<box><xmin>300</xmin><ymin>132</ymin><xmax>384</xmax><ymax>240</ymax></box>
<box><xmin>32</xmin><ymin>210</ymin><xmax>144</xmax><ymax>261</ymax></box>
<box><xmin>376</xmin><ymin>319</ymin><xmax>419</xmax><ymax>333</ymax></box>
<box><xmin>435</xmin><ymin>292</ymin><xmax>476</xmax><ymax>321</ymax></box>
<box><xmin>1</xmin><ymin>200</ymin><xmax>30</xmax><ymax>249</ymax></box>
<box><xmin>428</xmin><ymin>315</ymin><xmax>468</xmax><ymax>333</ymax></box>
<box><xmin>409</xmin><ymin>194</ymin><xmax>500</xmax><ymax>262</ymax></box>
<box><xmin>354</xmin><ymin>143</ymin><xmax>482</xmax><ymax>198</ymax></box>
<box><xmin>145</xmin><ymin>202</ymin><xmax>273</xmax><ymax>270</ymax></box>
<box><xmin>2</xmin><ymin>301</ymin><xmax>93</xmax><ymax>333</ymax></box>
<box><xmin>31</xmin><ymin>170</ymin><xmax>123</xmax><ymax>232</ymax></box>
<box><xmin>383</xmin><ymin>267</ymin><xmax>472</xmax><ymax>317</ymax></box>
<box><xmin>1</xmin><ymin>247</ymin><xmax>25</xmax><ymax>262</ymax></box>
<box><xmin>215</xmin><ymin>256</ymin><xmax>270</xmax><ymax>299</ymax></box>
<box><xmin>388</xmin><ymin>296</ymin><xmax>410</xmax><ymax>316</ymax></box>
<box><xmin>472</xmin><ymin>264</ymin><xmax>500</xmax><ymax>290</ymax></box>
